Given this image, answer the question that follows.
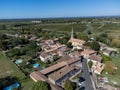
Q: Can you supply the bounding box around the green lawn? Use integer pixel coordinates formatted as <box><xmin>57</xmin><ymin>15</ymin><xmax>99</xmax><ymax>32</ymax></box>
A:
<box><xmin>0</xmin><ymin>52</ymin><xmax>25</xmax><ymax>79</ymax></box>
<box><xmin>102</xmin><ymin>56</ymin><xmax>120</xmax><ymax>86</ymax></box>
<box><xmin>0</xmin><ymin>52</ymin><xmax>46</xmax><ymax>89</ymax></box>
<box><xmin>21</xmin><ymin>78</ymin><xmax>35</xmax><ymax>90</ymax></box>
<box><xmin>0</xmin><ymin>51</ymin><xmax>36</xmax><ymax>90</ymax></box>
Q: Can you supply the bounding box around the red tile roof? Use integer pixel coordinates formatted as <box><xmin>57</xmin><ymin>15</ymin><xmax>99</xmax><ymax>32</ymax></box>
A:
<box><xmin>30</xmin><ymin>72</ymin><xmax>47</xmax><ymax>82</ymax></box>
<box><xmin>64</xmin><ymin>57</ymin><xmax>80</xmax><ymax>65</ymax></box>
<box><xmin>88</xmin><ymin>55</ymin><xmax>102</xmax><ymax>62</ymax></box>
<box><xmin>57</xmin><ymin>55</ymin><xmax>72</xmax><ymax>63</ymax></box>
<box><xmin>69</xmin><ymin>38</ymin><xmax>86</xmax><ymax>44</ymax></box>
<box><xmin>40</xmin><ymin>62</ymin><xmax>67</xmax><ymax>75</ymax></box>
<box><xmin>81</xmin><ymin>49</ymin><xmax>96</xmax><ymax>55</ymax></box>
<box><xmin>49</xmin><ymin>66</ymin><xmax>74</xmax><ymax>82</ymax></box>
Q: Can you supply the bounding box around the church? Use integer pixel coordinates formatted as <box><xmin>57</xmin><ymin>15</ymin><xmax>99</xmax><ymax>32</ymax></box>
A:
<box><xmin>69</xmin><ymin>28</ymin><xmax>86</xmax><ymax>49</ymax></box>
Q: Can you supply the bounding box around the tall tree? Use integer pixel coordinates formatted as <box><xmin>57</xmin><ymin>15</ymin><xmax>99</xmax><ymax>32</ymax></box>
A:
<box><xmin>88</xmin><ymin>61</ymin><xmax>93</xmax><ymax>68</ymax></box>
<box><xmin>67</xmin><ymin>42</ymin><xmax>73</xmax><ymax>48</ymax></box>
<box><xmin>90</xmin><ymin>41</ymin><xmax>100</xmax><ymax>51</ymax></box>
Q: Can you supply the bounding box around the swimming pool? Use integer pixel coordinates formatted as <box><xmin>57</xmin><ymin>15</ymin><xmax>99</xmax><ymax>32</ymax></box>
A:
<box><xmin>15</xmin><ymin>59</ymin><xmax>23</xmax><ymax>64</ymax></box>
<box><xmin>3</xmin><ymin>82</ymin><xmax>20</xmax><ymax>90</ymax></box>
<box><xmin>33</xmin><ymin>63</ymin><xmax>39</xmax><ymax>68</ymax></box>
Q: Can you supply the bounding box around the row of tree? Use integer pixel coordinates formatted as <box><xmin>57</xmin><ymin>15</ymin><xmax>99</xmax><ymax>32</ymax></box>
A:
<box><xmin>7</xmin><ymin>41</ymin><xmax>41</xmax><ymax>59</ymax></box>
<box><xmin>85</xmin><ymin>41</ymin><xmax>100</xmax><ymax>51</ymax></box>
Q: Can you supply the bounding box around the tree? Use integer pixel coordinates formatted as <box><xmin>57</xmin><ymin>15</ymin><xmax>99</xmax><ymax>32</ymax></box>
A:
<box><xmin>0</xmin><ymin>39</ymin><xmax>5</xmax><ymax>51</ymax></box>
<box><xmin>87</xmin><ymin>30</ymin><xmax>92</xmax><ymax>35</ymax></box>
<box><xmin>102</xmin><ymin>55</ymin><xmax>112</xmax><ymax>62</ymax></box>
<box><xmin>20</xmin><ymin>38</ymin><xmax>29</xmax><ymax>45</ymax></box>
<box><xmin>64</xmin><ymin>80</ymin><xmax>73</xmax><ymax>90</ymax></box>
<box><xmin>67</xmin><ymin>42</ymin><xmax>73</xmax><ymax>48</ymax></box>
<box><xmin>26</xmin><ymin>50</ymin><xmax>36</xmax><ymax>58</ymax></box>
<box><xmin>0</xmin><ymin>76</ymin><xmax>19</xmax><ymax>89</ymax></box>
<box><xmin>84</xmin><ymin>42</ymin><xmax>91</xmax><ymax>46</ymax></box>
<box><xmin>32</xmin><ymin>81</ymin><xmax>48</xmax><ymax>90</ymax></box>
<box><xmin>90</xmin><ymin>41</ymin><xmax>100</xmax><ymax>51</ymax></box>
<box><xmin>7</xmin><ymin>49</ymin><xmax>20</xmax><ymax>57</ymax></box>
<box><xmin>20</xmin><ymin>47</ymin><xmax>27</xmax><ymax>55</ymax></box>
<box><xmin>88</xmin><ymin>61</ymin><xmax>93</xmax><ymax>68</ymax></box>
<box><xmin>59</xmin><ymin>37</ymin><xmax>68</xmax><ymax>45</ymax></box>
<box><xmin>9</xmin><ymin>37</ymin><xmax>21</xmax><ymax>47</ymax></box>
<box><xmin>36</xmin><ymin>28</ymin><xmax>42</xmax><ymax>33</ymax></box>
<box><xmin>73</xmin><ymin>48</ymin><xmax>78</xmax><ymax>51</ymax></box>
<box><xmin>100</xmin><ymin>33</ymin><xmax>108</xmax><ymax>38</ymax></box>
<box><xmin>0</xmin><ymin>34</ymin><xmax>7</xmax><ymax>40</ymax></box>
<box><xmin>0</xmin><ymin>25</ymin><xmax>6</xmax><ymax>30</ymax></box>
<box><xmin>96</xmin><ymin>33</ymin><xmax>110</xmax><ymax>45</ymax></box>
<box><xmin>73</xmin><ymin>32</ymin><xmax>77</xmax><ymax>38</ymax></box>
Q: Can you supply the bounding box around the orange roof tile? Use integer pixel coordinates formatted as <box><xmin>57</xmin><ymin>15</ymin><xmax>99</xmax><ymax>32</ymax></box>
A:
<box><xmin>30</xmin><ymin>72</ymin><xmax>47</xmax><ymax>82</ymax></box>
<box><xmin>49</xmin><ymin>66</ymin><xmax>74</xmax><ymax>81</ymax></box>
<box><xmin>40</xmin><ymin>62</ymin><xmax>67</xmax><ymax>75</ymax></box>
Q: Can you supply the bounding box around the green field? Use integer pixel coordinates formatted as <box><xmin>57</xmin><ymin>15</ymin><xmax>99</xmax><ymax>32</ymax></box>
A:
<box><xmin>29</xmin><ymin>23</ymin><xmax>86</xmax><ymax>33</ymax></box>
<box><xmin>21</xmin><ymin>78</ymin><xmax>35</xmax><ymax>90</ymax></box>
<box><xmin>0</xmin><ymin>52</ymin><xmax>25</xmax><ymax>79</ymax></box>
<box><xmin>39</xmin><ymin>22</ymin><xmax>120</xmax><ymax>39</ymax></box>
<box><xmin>108</xmin><ymin>30</ymin><xmax>120</xmax><ymax>39</ymax></box>
<box><xmin>1</xmin><ymin>21</ymin><xmax>120</xmax><ymax>36</ymax></box>
<box><xmin>0</xmin><ymin>52</ymin><xmax>35</xmax><ymax>90</ymax></box>
<box><xmin>102</xmin><ymin>56</ymin><xmax>120</xmax><ymax>86</ymax></box>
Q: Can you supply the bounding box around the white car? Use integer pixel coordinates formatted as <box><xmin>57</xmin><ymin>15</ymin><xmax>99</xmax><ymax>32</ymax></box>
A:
<box><xmin>78</xmin><ymin>82</ymin><xmax>84</xmax><ymax>86</ymax></box>
<box><xmin>78</xmin><ymin>82</ymin><xmax>82</xmax><ymax>86</ymax></box>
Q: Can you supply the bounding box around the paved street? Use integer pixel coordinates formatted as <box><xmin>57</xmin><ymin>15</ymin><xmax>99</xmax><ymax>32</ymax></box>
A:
<box><xmin>81</xmin><ymin>59</ymin><xmax>95</xmax><ymax>90</ymax></box>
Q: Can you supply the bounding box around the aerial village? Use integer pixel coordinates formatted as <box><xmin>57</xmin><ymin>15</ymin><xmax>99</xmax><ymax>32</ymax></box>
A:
<box><xmin>1</xmin><ymin>27</ymin><xmax>119</xmax><ymax>90</ymax></box>
<box><xmin>29</xmin><ymin>28</ymin><xmax>118</xmax><ymax>90</ymax></box>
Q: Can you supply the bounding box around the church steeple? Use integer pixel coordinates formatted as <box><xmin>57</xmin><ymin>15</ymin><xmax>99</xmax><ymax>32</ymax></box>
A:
<box><xmin>71</xmin><ymin>27</ymin><xmax>74</xmax><ymax>39</ymax></box>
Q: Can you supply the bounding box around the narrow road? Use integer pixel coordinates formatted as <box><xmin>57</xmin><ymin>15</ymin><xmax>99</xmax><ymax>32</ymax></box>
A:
<box><xmin>81</xmin><ymin>59</ymin><xmax>95</xmax><ymax>90</ymax></box>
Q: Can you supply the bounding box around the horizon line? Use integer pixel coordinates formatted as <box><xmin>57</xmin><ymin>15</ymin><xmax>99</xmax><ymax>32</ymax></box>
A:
<box><xmin>0</xmin><ymin>15</ymin><xmax>120</xmax><ymax>20</ymax></box>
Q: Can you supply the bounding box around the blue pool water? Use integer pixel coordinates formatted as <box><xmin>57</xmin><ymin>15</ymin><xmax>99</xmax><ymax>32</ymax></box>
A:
<box><xmin>3</xmin><ymin>82</ymin><xmax>20</xmax><ymax>90</ymax></box>
<box><xmin>33</xmin><ymin>63</ymin><xmax>39</xmax><ymax>68</ymax></box>
<box><xmin>15</xmin><ymin>59</ymin><xmax>22</xmax><ymax>64</ymax></box>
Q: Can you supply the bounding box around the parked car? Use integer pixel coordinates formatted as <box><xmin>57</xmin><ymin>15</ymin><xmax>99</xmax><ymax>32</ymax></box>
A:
<box><xmin>79</xmin><ymin>86</ymin><xmax>85</xmax><ymax>90</ymax></box>
<box><xmin>78</xmin><ymin>77</ymin><xmax>85</xmax><ymax>82</ymax></box>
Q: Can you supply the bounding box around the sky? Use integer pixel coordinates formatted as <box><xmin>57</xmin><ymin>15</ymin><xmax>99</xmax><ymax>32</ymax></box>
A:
<box><xmin>0</xmin><ymin>0</ymin><xmax>120</xmax><ymax>19</ymax></box>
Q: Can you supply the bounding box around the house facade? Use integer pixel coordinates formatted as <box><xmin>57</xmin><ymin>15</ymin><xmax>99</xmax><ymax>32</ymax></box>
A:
<box><xmin>81</xmin><ymin>49</ymin><xmax>97</xmax><ymax>59</ymax></box>
<box><xmin>57</xmin><ymin>46</ymin><xmax>71</xmax><ymax>56</ymax></box>
<box><xmin>87</xmin><ymin>55</ymin><xmax>102</xmax><ymax>63</ymax></box>
<box><xmin>103</xmin><ymin>49</ymin><xmax>113</xmax><ymax>56</ymax></box>
<box><xmin>39</xmin><ymin>52</ymin><xmax>53</xmax><ymax>62</ymax></box>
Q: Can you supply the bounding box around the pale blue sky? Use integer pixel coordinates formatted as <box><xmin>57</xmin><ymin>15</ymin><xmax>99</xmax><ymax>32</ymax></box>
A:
<box><xmin>0</xmin><ymin>0</ymin><xmax>120</xmax><ymax>19</ymax></box>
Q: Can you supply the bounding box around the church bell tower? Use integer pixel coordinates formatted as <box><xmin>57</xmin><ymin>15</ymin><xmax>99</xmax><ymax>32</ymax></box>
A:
<box><xmin>71</xmin><ymin>27</ymin><xmax>74</xmax><ymax>39</ymax></box>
